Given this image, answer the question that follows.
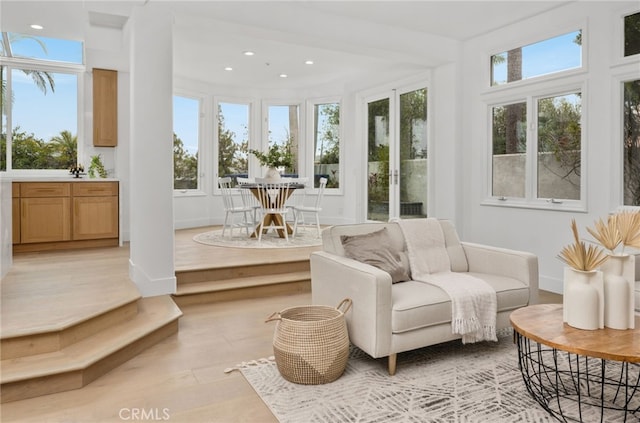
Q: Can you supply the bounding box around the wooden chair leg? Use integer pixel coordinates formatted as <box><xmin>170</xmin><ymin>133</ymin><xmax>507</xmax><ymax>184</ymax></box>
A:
<box><xmin>388</xmin><ymin>353</ymin><xmax>397</xmax><ymax>376</ymax></box>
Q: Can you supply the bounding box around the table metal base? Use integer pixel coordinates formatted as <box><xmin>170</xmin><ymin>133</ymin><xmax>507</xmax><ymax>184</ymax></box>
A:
<box><xmin>514</xmin><ymin>332</ymin><xmax>640</xmax><ymax>422</ymax></box>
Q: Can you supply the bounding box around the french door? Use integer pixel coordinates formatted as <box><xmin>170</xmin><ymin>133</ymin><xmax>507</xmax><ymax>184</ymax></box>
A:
<box><xmin>366</xmin><ymin>85</ymin><xmax>428</xmax><ymax>221</ymax></box>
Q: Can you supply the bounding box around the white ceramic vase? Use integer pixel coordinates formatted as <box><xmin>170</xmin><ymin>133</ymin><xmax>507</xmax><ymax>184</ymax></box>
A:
<box><xmin>264</xmin><ymin>167</ymin><xmax>281</xmax><ymax>181</ymax></box>
<box><xmin>563</xmin><ymin>268</ymin><xmax>604</xmax><ymax>330</ymax></box>
<box><xmin>601</xmin><ymin>254</ymin><xmax>635</xmax><ymax>330</ymax></box>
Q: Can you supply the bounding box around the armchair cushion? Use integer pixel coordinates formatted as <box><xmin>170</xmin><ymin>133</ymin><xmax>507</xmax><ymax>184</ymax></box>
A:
<box><xmin>341</xmin><ymin>228</ymin><xmax>411</xmax><ymax>283</ymax></box>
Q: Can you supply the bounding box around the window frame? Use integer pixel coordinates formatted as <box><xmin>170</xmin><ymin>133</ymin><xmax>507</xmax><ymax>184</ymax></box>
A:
<box><xmin>483</xmin><ymin>79</ymin><xmax>588</xmax><ymax>212</ymax></box>
<box><xmin>306</xmin><ymin>96</ymin><xmax>343</xmax><ymax>194</ymax></box>
<box><xmin>261</xmin><ymin>99</ymin><xmax>304</xmax><ymax>177</ymax></box>
<box><xmin>172</xmin><ymin>91</ymin><xmax>206</xmax><ymax>197</ymax></box>
<box><xmin>616</xmin><ymin>7</ymin><xmax>640</xmax><ymax>63</ymax></box>
<box><xmin>1</xmin><ymin>56</ymin><xmax>84</xmax><ymax>175</ymax></box>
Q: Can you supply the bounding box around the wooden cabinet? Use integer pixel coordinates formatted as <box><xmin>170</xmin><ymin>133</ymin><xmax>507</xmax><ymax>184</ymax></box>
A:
<box><xmin>72</xmin><ymin>182</ymin><xmax>119</xmax><ymax>240</ymax></box>
<box><xmin>93</xmin><ymin>68</ymin><xmax>118</xmax><ymax>147</ymax></box>
<box><xmin>19</xmin><ymin>183</ymin><xmax>71</xmax><ymax>244</ymax></box>
<box><xmin>13</xmin><ymin>181</ymin><xmax>119</xmax><ymax>252</ymax></box>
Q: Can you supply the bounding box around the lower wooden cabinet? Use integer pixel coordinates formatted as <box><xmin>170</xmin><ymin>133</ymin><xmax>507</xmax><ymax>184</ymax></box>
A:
<box><xmin>13</xmin><ymin>181</ymin><xmax>119</xmax><ymax>252</ymax></box>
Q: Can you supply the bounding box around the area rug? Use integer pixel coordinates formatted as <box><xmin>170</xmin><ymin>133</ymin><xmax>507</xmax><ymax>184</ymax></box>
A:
<box><xmin>193</xmin><ymin>228</ymin><xmax>322</xmax><ymax>249</ymax></box>
<box><xmin>228</xmin><ymin>329</ymin><xmax>555</xmax><ymax>423</ymax></box>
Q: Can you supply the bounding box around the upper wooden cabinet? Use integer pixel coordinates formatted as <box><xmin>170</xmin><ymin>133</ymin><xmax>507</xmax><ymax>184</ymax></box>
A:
<box><xmin>93</xmin><ymin>68</ymin><xmax>118</xmax><ymax>147</ymax></box>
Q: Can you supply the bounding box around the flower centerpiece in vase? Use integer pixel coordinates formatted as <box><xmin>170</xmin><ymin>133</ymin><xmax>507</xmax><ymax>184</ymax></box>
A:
<box><xmin>586</xmin><ymin>211</ymin><xmax>640</xmax><ymax>329</ymax></box>
<box><xmin>558</xmin><ymin>219</ymin><xmax>608</xmax><ymax>330</ymax></box>
<box><xmin>249</xmin><ymin>144</ymin><xmax>293</xmax><ymax>181</ymax></box>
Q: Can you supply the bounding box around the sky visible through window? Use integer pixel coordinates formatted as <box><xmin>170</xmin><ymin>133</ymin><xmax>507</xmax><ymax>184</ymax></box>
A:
<box><xmin>492</xmin><ymin>31</ymin><xmax>582</xmax><ymax>85</ymax></box>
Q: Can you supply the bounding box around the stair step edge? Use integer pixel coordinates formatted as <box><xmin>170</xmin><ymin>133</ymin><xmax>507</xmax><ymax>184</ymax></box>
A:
<box><xmin>174</xmin><ymin>271</ymin><xmax>310</xmax><ymax>295</ymax></box>
<box><xmin>1</xmin><ymin>296</ymin><xmax>182</xmax><ymax>384</ymax></box>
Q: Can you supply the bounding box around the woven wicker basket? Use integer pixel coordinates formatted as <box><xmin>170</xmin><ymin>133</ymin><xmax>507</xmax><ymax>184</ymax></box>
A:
<box><xmin>265</xmin><ymin>298</ymin><xmax>352</xmax><ymax>385</ymax></box>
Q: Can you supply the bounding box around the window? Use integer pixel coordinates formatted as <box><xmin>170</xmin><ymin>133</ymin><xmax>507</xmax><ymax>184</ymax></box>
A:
<box><xmin>623</xmin><ymin>79</ymin><xmax>640</xmax><ymax>206</ymax></box>
<box><xmin>491</xmin><ymin>30</ymin><xmax>582</xmax><ymax>86</ymax></box>
<box><xmin>173</xmin><ymin>95</ymin><xmax>200</xmax><ymax>190</ymax></box>
<box><xmin>267</xmin><ymin>104</ymin><xmax>299</xmax><ymax>176</ymax></box>
<box><xmin>1</xmin><ymin>33</ymin><xmax>83</xmax><ymax>172</ymax></box>
<box><xmin>624</xmin><ymin>12</ymin><xmax>640</xmax><ymax>57</ymax></box>
<box><xmin>217</xmin><ymin>101</ymin><xmax>249</xmax><ymax>185</ymax></box>
<box><xmin>492</xmin><ymin>101</ymin><xmax>527</xmax><ymax>198</ymax></box>
<box><xmin>489</xmin><ymin>90</ymin><xmax>583</xmax><ymax>206</ymax></box>
<box><xmin>312</xmin><ymin>102</ymin><xmax>340</xmax><ymax>188</ymax></box>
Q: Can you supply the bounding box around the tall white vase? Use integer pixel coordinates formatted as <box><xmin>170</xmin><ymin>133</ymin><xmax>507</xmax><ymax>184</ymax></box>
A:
<box><xmin>601</xmin><ymin>254</ymin><xmax>635</xmax><ymax>330</ymax></box>
<box><xmin>563</xmin><ymin>268</ymin><xmax>604</xmax><ymax>330</ymax></box>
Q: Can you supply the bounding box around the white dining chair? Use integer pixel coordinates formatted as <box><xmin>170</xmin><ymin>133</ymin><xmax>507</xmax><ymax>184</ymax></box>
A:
<box><xmin>292</xmin><ymin>177</ymin><xmax>327</xmax><ymax>238</ymax></box>
<box><xmin>236</xmin><ymin>177</ymin><xmax>261</xmax><ymax>226</ymax></box>
<box><xmin>218</xmin><ymin>177</ymin><xmax>254</xmax><ymax>237</ymax></box>
<box><xmin>284</xmin><ymin>177</ymin><xmax>309</xmax><ymax>223</ymax></box>
<box><xmin>254</xmin><ymin>180</ymin><xmax>292</xmax><ymax>241</ymax></box>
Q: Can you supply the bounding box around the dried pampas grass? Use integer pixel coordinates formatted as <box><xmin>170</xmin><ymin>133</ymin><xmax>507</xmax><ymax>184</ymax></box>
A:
<box><xmin>615</xmin><ymin>211</ymin><xmax>640</xmax><ymax>250</ymax></box>
<box><xmin>558</xmin><ymin>219</ymin><xmax>608</xmax><ymax>271</ymax></box>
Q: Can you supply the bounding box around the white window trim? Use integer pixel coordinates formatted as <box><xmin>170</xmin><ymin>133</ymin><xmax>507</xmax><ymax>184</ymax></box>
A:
<box><xmin>1</xmin><ymin>58</ymin><xmax>84</xmax><ymax>176</ymax></box>
<box><xmin>611</xmin><ymin>65</ymin><xmax>640</xmax><ymax>208</ymax></box>
<box><xmin>173</xmin><ymin>91</ymin><xmax>207</xmax><ymax>197</ymax></box>
<box><xmin>482</xmin><ymin>80</ymin><xmax>588</xmax><ymax>212</ymax></box>
<box><xmin>213</xmin><ymin>96</ymin><xmax>255</xmax><ymax>195</ymax></box>
<box><xmin>612</xmin><ymin>6</ymin><xmax>640</xmax><ymax>66</ymax></box>
<box><xmin>260</xmin><ymin>99</ymin><xmax>304</xmax><ymax>177</ymax></box>
<box><xmin>305</xmin><ymin>96</ymin><xmax>343</xmax><ymax>194</ymax></box>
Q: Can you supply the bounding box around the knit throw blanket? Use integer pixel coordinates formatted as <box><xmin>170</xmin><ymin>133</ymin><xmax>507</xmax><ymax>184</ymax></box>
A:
<box><xmin>396</xmin><ymin>218</ymin><xmax>497</xmax><ymax>343</ymax></box>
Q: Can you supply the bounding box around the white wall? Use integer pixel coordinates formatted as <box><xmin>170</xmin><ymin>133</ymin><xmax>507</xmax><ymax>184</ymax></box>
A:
<box><xmin>459</xmin><ymin>1</ymin><xmax>639</xmax><ymax>293</ymax></box>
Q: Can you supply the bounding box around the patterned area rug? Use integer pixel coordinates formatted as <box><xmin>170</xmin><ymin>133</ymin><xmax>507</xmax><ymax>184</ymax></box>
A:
<box><xmin>193</xmin><ymin>228</ymin><xmax>322</xmax><ymax>249</ymax></box>
<box><xmin>231</xmin><ymin>329</ymin><xmax>555</xmax><ymax>422</ymax></box>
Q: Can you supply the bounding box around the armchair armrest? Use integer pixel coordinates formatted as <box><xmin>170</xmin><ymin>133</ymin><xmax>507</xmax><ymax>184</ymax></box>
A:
<box><xmin>310</xmin><ymin>251</ymin><xmax>393</xmax><ymax>358</ymax></box>
<box><xmin>461</xmin><ymin>242</ymin><xmax>539</xmax><ymax>304</ymax></box>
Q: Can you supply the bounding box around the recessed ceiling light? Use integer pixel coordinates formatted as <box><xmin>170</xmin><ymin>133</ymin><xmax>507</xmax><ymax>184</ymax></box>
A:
<box><xmin>243</xmin><ymin>51</ymin><xmax>255</xmax><ymax>56</ymax></box>
<box><xmin>30</xmin><ymin>24</ymin><xmax>43</xmax><ymax>30</ymax></box>
<box><xmin>305</xmin><ymin>60</ymin><xmax>314</xmax><ymax>65</ymax></box>
<box><xmin>224</xmin><ymin>67</ymin><xmax>233</xmax><ymax>71</ymax></box>
<box><xmin>279</xmin><ymin>74</ymin><xmax>288</xmax><ymax>78</ymax></box>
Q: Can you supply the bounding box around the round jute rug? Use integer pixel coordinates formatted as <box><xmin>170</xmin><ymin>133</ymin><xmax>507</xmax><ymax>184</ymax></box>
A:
<box><xmin>192</xmin><ymin>228</ymin><xmax>323</xmax><ymax>249</ymax></box>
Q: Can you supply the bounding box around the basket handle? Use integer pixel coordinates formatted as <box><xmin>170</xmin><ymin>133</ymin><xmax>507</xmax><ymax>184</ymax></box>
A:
<box><xmin>265</xmin><ymin>311</ymin><xmax>282</xmax><ymax>323</ymax></box>
<box><xmin>336</xmin><ymin>298</ymin><xmax>352</xmax><ymax>314</ymax></box>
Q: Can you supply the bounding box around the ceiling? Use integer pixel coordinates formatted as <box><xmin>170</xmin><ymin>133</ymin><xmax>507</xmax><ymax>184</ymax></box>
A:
<box><xmin>1</xmin><ymin>1</ymin><xmax>573</xmax><ymax>89</ymax></box>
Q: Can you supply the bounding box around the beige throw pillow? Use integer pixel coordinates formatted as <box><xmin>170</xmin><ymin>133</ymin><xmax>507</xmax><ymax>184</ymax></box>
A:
<box><xmin>340</xmin><ymin>228</ymin><xmax>411</xmax><ymax>283</ymax></box>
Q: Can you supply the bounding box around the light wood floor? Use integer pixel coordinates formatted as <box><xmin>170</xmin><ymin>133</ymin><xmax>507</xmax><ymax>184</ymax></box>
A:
<box><xmin>0</xmin><ymin>227</ymin><xmax>562</xmax><ymax>422</ymax></box>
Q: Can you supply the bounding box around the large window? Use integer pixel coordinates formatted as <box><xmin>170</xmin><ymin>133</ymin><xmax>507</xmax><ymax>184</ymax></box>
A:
<box><xmin>623</xmin><ymin>79</ymin><xmax>640</xmax><ymax>206</ymax></box>
<box><xmin>173</xmin><ymin>95</ymin><xmax>200</xmax><ymax>190</ymax></box>
<box><xmin>266</xmin><ymin>104</ymin><xmax>299</xmax><ymax>176</ymax></box>
<box><xmin>312</xmin><ymin>101</ymin><xmax>340</xmax><ymax>188</ymax></box>
<box><xmin>489</xmin><ymin>90</ymin><xmax>583</xmax><ymax>206</ymax></box>
<box><xmin>1</xmin><ymin>33</ymin><xmax>83</xmax><ymax>172</ymax></box>
<box><xmin>217</xmin><ymin>101</ymin><xmax>250</xmax><ymax>184</ymax></box>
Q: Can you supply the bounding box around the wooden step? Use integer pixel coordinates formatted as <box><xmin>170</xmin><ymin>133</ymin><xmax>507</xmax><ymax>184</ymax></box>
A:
<box><xmin>173</xmin><ymin>258</ymin><xmax>312</xmax><ymax>306</ymax></box>
<box><xmin>0</xmin><ymin>295</ymin><xmax>182</xmax><ymax>403</ymax></box>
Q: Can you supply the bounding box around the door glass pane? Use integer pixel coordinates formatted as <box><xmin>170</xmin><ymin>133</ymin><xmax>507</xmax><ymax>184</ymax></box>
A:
<box><xmin>218</xmin><ymin>102</ymin><xmax>249</xmax><ymax>185</ymax></box>
<box><xmin>399</xmin><ymin>88</ymin><xmax>428</xmax><ymax>218</ymax></box>
<box><xmin>367</xmin><ymin>98</ymin><xmax>389</xmax><ymax>221</ymax></box>
<box><xmin>313</xmin><ymin>102</ymin><xmax>340</xmax><ymax>188</ymax></box>
<box><xmin>1</xmin><ymin>66</ymin><xmax>6</xmax><ymax>171</ymax></box>
<box><xmin>268</xmin><ymin>104</ymin><xmax>298</xmax><ymax>176</ymax></box>
<box><xmin>173</xmin><ymin>95</ymin><xmax>199</xmax><ymax>190</ymax></box>
<box><xmin>623</xmin><ymin>79</ymin><xmax>640</xmax><ymax>206</ymax></box>
<box><xmin>537</xmin><ymin>93</ymin><xmax>581</xmax><ymax>200</ymax></box>
<box><xmin>492</xmin><ymin>102</ymin><xmax>527</xmax><ymax>198</ymax></box>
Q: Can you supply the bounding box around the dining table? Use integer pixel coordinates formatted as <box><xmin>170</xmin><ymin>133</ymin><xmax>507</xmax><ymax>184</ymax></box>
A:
<box><xmin>240</xmin><ymin>182</ymin><xmax>305</xmax><ymax>238</ymax></box>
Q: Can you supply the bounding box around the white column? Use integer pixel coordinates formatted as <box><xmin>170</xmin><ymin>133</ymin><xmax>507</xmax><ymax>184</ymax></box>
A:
<box><xmin>128</xmin><ymin>4</ymin><xmax>175</xmax><ymax>296</ymax></box>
